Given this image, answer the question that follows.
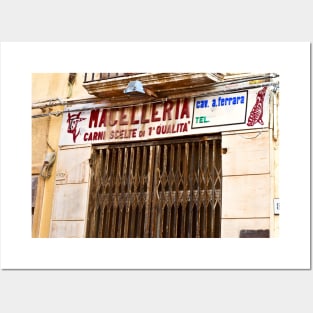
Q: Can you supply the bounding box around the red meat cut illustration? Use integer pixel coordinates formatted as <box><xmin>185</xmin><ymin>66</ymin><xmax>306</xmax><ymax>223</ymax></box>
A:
<box><xmin>247</xmin><ymin>86</ymin><xmax>267</xmax><ymax>126</ymax></box>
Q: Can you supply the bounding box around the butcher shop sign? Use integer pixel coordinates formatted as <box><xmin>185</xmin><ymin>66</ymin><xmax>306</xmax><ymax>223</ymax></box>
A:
<box><xmin>59</xmin><ymin>87</ymin><xmax>270</xmax><ymax>146</ymax></box>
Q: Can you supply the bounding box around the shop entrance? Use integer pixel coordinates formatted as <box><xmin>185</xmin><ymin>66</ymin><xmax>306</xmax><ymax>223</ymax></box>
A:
<box><xmin>86</xmin><ymin>135</ymin><xmax>222</xmax><ymax>238</ymax></box>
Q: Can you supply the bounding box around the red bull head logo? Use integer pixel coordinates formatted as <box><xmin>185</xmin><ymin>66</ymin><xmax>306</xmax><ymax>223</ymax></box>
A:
<box><xmin>67</xmin><ymin>112</ymin><xmax>86</xmax><ymax>143</ymax></box>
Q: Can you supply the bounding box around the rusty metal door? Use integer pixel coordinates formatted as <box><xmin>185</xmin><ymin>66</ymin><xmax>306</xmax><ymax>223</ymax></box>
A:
<box><xmin>86</xmin><ymin>135</ymin><xmax>221</xmax><ymax>238</ymax></box>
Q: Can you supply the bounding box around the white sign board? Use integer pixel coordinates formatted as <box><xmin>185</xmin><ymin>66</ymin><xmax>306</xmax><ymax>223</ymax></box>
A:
<box><xmin>192</xmin><ymin>91</ymin><xmax>248</xmax><ymax>128</ymax></box>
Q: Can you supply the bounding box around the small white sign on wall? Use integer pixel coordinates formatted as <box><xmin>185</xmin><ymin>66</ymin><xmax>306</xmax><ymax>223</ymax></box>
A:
<box><xmin>274</xmin><ymin>198</ymin><xmax>280</xmax><ymax>215</ymax></box>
